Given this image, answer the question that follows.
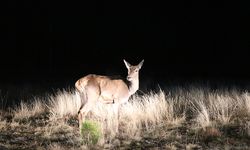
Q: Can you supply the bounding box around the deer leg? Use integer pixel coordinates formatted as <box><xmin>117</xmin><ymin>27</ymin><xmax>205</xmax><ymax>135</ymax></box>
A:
<box><xmin>112</xmin><ymin>103</ymin><xmax>120</xmax><ymax>133</ymax></box>
<box><xmin>78</xmin><ymin>88</ymin><xmax>99</xmax><ymax>130</ymax></box>
<box><xmin>78</xmin><ymin>102</ymin><xmax>94</xmax><ymax>130</ymax></box>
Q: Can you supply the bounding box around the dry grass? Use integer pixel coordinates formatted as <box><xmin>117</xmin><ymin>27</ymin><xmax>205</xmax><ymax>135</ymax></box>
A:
<box><xmin>189</xmin><ymin>88</ymin><xmax>249</xmax><ymax>129</ymax></box>
<box><xmin>0</xmin><ymin>120</ymin><xmax>7</xmax><ymax>130</ymax></box>
<box><xmin>47</xmin><ymin>89</ymin><xmax>186</xmax><ymax>143</ymax></box>
<box><xmin>48</xmin><ymin>90</ymin><xmax>81</xmax><ymax>119</ymax></box>
<box><xmin>243</xmin><ymin>93</ymin><xmax>250</xmax><ymax>114</ymax></box>
<box><xmin>13</xmin><ymin>99</ymin><xmax>46</xmax><ymax>121</ymax></box>
<box><xmin>119</xmin><ymin>91</ymin><xmax>185</xmax><ymax>138</ymax></box>
<box><xmin>1</xmin><ymin>86</ymin><xmax>250</xmax><ymax>149</ymax></box>
<box><xmin>47</xmin><ymin>143</ymin><xmax>66</xmax><ymax>150</ymax></box>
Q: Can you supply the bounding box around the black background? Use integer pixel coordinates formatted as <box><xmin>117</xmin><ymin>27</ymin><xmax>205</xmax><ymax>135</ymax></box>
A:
<box><xmin>1</xmin><ymin>0</ymin><xmax>250</xmax><ymax>90</ymax></box>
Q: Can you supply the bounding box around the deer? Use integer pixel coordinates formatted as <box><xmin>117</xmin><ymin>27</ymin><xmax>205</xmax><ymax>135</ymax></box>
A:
<box><xmin>75</xmin><ymin>59</ymin><xmax>144</xmax><ymax>131</ymax></box>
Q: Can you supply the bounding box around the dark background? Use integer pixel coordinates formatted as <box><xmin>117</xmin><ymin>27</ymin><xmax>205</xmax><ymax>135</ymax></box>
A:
<box><xmin>1</xmin><ymin>0</ymin><xmax>250</xmax><ymax>95</ymax></box>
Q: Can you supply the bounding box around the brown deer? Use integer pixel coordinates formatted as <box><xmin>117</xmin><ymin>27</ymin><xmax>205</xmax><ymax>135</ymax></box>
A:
<box><xmin>75</xmin><ymin>59</ymin><xmax>144</xmax><ymax>131</ymax></box>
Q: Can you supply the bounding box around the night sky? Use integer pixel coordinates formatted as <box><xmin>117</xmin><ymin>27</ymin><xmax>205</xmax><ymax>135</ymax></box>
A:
<box><xmin>1</xmin><ymin>1</ymin><xmax>250</xmax><ymax>89</ymax></box>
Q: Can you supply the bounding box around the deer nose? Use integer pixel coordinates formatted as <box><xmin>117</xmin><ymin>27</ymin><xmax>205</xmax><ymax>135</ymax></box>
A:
<box><xmin>127</xmin><ymin>76</ymin><xmax>132</xmax><ymax>81</ymax></box>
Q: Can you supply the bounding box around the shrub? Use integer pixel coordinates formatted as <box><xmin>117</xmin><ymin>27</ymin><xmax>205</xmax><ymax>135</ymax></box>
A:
<box><xmin>80</xmin><ymin>120</ymin><xmax>102</xmax><ymax>145</ymax></box>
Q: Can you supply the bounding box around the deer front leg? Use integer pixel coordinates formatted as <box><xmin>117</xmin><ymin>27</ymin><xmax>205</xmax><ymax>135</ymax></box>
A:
<box><xmin>112</xmin><ymin>103</ymin><xmax>120</xmax><ymax>133</ymax></box>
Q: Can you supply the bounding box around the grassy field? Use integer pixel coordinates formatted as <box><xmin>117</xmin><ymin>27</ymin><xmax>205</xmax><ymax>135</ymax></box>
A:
<box><xmin>0</xmin><ymin>86</ymin><xmax>250</xmax><ymax>149</ymax></box>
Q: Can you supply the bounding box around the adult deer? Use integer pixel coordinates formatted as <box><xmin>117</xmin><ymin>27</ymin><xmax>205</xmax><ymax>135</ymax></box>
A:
<box><xmin>75</xmin><ymin>59</ymin><xmax>144</xmax><ymax>131</ymax></box>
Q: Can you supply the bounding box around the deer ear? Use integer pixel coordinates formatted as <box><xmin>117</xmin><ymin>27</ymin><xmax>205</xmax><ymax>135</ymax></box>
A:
<box><xmin>123</xmin><ymin>59</ymin><xmax>131</xmax><ymax>69</ymax></box>
<box><xmin>138</xmin><ymin>59</ymin><xmax>144</xmax><ymax>69</ymax></box>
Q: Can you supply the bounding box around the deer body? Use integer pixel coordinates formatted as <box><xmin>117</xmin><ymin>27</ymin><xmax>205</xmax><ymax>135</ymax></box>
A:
<box><xmin>75</xmin><ymin>75</ymin><xmax>131</xmax><ymax>104</ymax></box>
<box><xmin>75</xmin><ymin>60</ymin><xmax>144</xmax><ymax>130</ymax></box>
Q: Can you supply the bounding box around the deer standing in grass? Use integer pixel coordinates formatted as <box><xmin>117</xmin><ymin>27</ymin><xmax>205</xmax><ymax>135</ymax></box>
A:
<box><xmin>75</xmin><ymin>59</ymin><xmax>144</xmax><ymax>131</ymax></box>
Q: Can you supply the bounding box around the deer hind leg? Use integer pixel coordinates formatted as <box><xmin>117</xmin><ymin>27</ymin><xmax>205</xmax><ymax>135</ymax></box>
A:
<box><xmin>78</xmin><ymin>88</ymin><xmax>99</xmax><ymax>130</ymax></box>
<box><xmin>78</xmin><ymin>102</ymin><xmax>94</xmax><ymax>130</ymax></box>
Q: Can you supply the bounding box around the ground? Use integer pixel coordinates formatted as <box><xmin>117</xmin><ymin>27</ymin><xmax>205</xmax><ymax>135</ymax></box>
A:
<box><xmin>0</xmin><ymin>112</ymin><xmax>249</xmax><ymax>149</ymax></box>
<box><xmin>0</xmin><ymin>89</ymin><xmax>250</xmax><ymax>149</ymax></box>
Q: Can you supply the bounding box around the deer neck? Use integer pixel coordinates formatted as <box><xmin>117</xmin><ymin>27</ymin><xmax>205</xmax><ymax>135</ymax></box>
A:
<box><xmin>127</xmin><ymin>76</ymin><xmax>139</xmax><ymax>95</ymax></box>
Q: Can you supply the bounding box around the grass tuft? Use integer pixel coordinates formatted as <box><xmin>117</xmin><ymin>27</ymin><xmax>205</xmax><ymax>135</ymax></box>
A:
<box><xmin>13</xmin><ymin>99</ymin><xmax>46</xmax><ymax>121</ymax></box>
<box><xmin>48</xmin><ymin>90</ymin><xmax>81</xmax><ymax>120</ymax></box>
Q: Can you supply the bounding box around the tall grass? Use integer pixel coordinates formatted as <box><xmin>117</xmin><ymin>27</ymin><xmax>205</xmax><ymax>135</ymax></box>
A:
<box><xmin>120</xmin><ymin>91</ymin><xmax>185</xmax><ymax>136</ymax></box>
<box><xmin>9</xmin><ymin>86</ymin><xmax>250</xmax><ymax>148</ymax></box>
<box><xmin>188</xmin><ymin>88</ymin><xmax>250</xmax><ymax>129</ymax></box>
<box><xmin>46</xmin><ymin>87</ymin><xmax>250</xmax><ymax>138</ymax></box>
<box><xmin>13</xmin><ymin>99</ymin><xmax>46</xmax><ymax>120</ymax></box>
<box><xmin>48</xmin><ymin>90</ymin><xmax>81</xmax><ymax>119</ymax></box>
<box><xmin>47</xmin><ymin>89</ymin><xmax>186</xmax><ymax>143</ymax></box>
<box><xmin>243</xmin><ymin>93</ymin><xmax>250</xmax><ymax>114</ymax></box>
